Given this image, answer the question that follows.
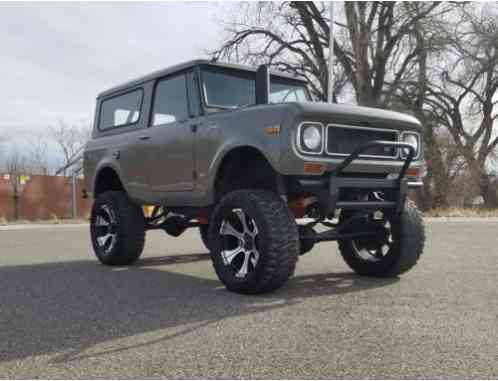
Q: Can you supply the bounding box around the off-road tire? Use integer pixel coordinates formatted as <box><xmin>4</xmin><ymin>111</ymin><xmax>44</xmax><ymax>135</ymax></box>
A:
<box><xmin>90</xmin><ymin>191</ymin><xmax>145</xmax><ymax>266</ymax></box>
<box><xmin>338</xmin><ymin>201</ymin><xmax>425</xmax><ymax>277</ymax></box>
<box><xmin>199</xmin><ymin>224</ymin><xmax>211</xmax><ymax>251</ymax></box>
<box><xmin>210</xmin><ymin>189</ymin><xmax>299</xmax><ymax>294</ymax></box>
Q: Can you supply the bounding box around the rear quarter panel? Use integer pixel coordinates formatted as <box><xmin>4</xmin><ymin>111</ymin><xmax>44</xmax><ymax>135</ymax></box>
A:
<box><xmin>83</xmin><ymin>82</ymin><xmax>153</xmax><ymax>202</ymax></box>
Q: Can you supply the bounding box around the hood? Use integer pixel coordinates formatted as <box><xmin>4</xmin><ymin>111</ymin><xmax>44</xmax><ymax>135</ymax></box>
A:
<box><xmin>291</xmin><ymin>102</ymin><xmax>422</xmax><ymax>131</ymax></box>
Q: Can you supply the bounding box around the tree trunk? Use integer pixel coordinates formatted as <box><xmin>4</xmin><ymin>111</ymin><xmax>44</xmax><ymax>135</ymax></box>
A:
<box><xmin>419</xmin><ymin>119</ymin><xmax>450</xmax><ymax>209</ymax></box>
<box><xmin>466</xmin><ymin>156</ymin><xmax>498</xmax><ymax>209</ymax></box>
<box><xmin>479</xmin><ymin>176</ymin><xmax>498</xmax><ymax>209</ymax></box>
<box><xmin>12</xmin><ymin>178</ymin><xmax>19</xmax><ymax>221</ymax></box>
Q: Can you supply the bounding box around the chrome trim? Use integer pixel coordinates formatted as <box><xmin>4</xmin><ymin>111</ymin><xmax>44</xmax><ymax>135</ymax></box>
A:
<box><xmin>408</xmin><ymin>181</ymin><xmax>424</xmax><ymax>188</ymax></box>
<box><xmin>296</xmin><ymin>121</ymin><xmax>325</xmax><ymax>155</ymax></box>
<box><xmin>325</xmin><ymin>123</ymin><xmax>400</xmax><ymax>159</ymax></box>
<box><xmin>400</xmin><ymin>131</ymin><xmax>421</xmax><ymax>160</ymax></box>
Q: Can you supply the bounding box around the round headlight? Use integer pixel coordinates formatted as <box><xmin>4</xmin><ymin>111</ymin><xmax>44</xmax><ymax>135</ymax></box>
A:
<box><xmin>302</xmin><ymin>125</ymin><xmax>322</xmax><ymax>152</ymax></box>
<box><xmin>402</xmin><ymin>133</ymin><xmax>419</xmax><ymax>157</ymax></box>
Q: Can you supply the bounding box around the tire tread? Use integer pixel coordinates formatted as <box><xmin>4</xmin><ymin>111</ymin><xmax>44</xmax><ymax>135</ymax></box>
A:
<box><xmin>210</xmin><ymin>190</ymin><xmax>299</xmax><ymax>294</ymax></box>
<box><xmin>338</xmin><ymin>200</ymin><xmax>425</xmax><ymax>277</ymax></box>
<box><xmin>90</xmin><ymin>191</ymin><xmax>145</xmax><ymax>266</ymax></box>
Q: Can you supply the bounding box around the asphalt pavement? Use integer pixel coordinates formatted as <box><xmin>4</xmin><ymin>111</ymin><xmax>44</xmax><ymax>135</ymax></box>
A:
<box><xmin>0</xmin><ymin>220</ymin><xmax>497</xmax><ymax>378</ymax></box>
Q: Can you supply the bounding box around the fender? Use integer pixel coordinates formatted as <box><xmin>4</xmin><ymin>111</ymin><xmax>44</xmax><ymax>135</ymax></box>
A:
<box><xmin>92</xmin><ymin>159</ymin><xmax>127</xmax><ymax>196</ymax></box>
<box><xmin>203</xmin><ymin>140</ymin><xmax>280</xmax><ymax>204</ymax></box>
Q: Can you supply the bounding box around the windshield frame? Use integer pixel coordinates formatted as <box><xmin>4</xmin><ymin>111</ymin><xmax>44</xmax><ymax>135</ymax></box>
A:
<box><xmin>199</xmin><ymin>64</ymin><xmax>310</xmax><ymax>112</ymax></box>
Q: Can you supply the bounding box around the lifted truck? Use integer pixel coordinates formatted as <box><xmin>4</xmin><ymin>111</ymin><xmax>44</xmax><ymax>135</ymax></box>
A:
<box><xmin>83</xmin><ymin>59</ymin><xmax>425</xmax><ymax>294</ymax></box>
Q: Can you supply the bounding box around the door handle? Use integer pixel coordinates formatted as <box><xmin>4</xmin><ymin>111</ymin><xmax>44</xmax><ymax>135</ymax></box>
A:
<box><xmin>138</xmin><ymin>135</ymin><xmax>150</xmax><ymax>141</ymax></box>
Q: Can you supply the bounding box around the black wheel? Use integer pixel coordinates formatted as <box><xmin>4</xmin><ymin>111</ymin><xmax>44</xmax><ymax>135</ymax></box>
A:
<box><xmin>90</xmin><ymin>191</ymin><xmax>145</xmax><ymax>266</ymax></box>
<box><xmin>199</xmin><ymin>224</ymin><xmax>211</xmax><ymax>251</ymax></box>
<box><xmin>209</xmin><ymin>189</ymin><xmax>299</xmax><ymax>294</ymax></box>
<box><xmin>337</xmin><ymin>201</ymin><xmax>425</xmax><ymax>277</ymax></box>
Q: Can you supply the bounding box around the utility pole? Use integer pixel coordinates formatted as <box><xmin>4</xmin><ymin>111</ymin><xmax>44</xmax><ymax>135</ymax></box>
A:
<box><xmin>71</xmin><ymin>171</ymin><xmax>77</xmax><ymax>219</ymax></box>
<box><xmin>327</xmin><ymin>1</ymin><xmax>335</xmax><ymax>103</ymax></box>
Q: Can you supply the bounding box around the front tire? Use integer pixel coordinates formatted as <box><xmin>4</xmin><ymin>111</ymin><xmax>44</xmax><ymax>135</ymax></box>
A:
<box><xmin>209</xmin><ymin>190</ymin><xmax>299</xmax><ymax>294</ymax></box>
<box><xmin>338</xmin><ymin>201</ymin><xmax>425</xmax><ymax>277</ymax></box>
<box><xmin>90</xmin><ymin>191</ymin><xmax>145</xmax><ymax>266</ymax></box>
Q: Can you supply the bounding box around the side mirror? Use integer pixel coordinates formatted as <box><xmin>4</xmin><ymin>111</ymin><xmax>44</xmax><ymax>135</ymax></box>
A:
<box><xmin>255</xmin><ymin>64</ymin><xmax>270</xmax><ymax>104</ymax></box>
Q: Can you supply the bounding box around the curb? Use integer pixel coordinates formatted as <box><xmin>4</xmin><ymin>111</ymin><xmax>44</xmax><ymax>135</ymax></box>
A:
<box><xmin>425</xmin><ymin>217</ymin><xmax>498</xmax><ymax>222</ymax></box>
<box><xmin>1</xmin><ymin>217</ymin><xmax>498</xmax><ymax>231</ymax></box>
<box><xmin>0</xmin><ymin>223</ymin><xmax>88</xmax><ymax>231</ymax></box>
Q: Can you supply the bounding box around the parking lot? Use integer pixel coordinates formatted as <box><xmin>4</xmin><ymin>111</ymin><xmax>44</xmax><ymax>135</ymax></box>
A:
<box><xmin>0</xmin><ymin>220</ymin><xmax>497</xmax><ymax>378</ymax></box>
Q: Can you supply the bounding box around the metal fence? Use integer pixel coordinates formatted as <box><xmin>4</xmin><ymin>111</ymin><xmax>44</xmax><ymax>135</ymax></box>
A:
<box><xmin>0</xmin><ymin>174</ymin><xmax>91</xmax><ymax>221</ymax></box>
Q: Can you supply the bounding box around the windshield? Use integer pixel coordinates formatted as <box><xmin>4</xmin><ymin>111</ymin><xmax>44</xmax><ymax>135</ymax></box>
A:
<box><xmin>201</xmin><ymin>67</ymin><xmax>310</xmax><ymax>109</ymax></box>
<box><xmin>269</xmin><ymin>83</ymin><xmax>310</xmax><ymax>103</ymax></box>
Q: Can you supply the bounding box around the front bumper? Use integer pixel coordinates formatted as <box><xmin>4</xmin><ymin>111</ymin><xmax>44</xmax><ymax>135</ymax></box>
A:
<box><xmin>285</xmin><ymin>140</ymin><xmax>421</xmax><ymax>216</ymax></box>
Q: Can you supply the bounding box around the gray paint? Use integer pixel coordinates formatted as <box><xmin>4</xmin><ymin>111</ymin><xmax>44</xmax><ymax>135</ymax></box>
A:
<box><xmin>84</xmin><ymin>60</ymin><xmax>423</xmax><ymax>207</ymax></box>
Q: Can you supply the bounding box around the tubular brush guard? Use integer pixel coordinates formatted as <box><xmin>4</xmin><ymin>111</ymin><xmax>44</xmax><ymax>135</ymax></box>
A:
<box><xmin>301</xmin><ymin>140</ymin><xmax>416</xmax><ymax>244</ymax></box>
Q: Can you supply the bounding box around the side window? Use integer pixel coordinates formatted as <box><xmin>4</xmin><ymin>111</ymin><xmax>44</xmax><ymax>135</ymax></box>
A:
<box><xmin>99</xmin><ymin>89</ymin><xmax>143</xmax><ymax>130</ymax></box>
<box><xmin>151</xmin><ymin>74</ymin><xmax>189</xmax><ymax>126</ymax></box>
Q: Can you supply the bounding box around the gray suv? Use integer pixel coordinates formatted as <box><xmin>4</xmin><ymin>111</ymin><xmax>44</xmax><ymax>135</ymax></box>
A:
<box><xmin>84</xmin><ymin>59</ymin><xmax>425</xmax><ymax>294</ymax></box>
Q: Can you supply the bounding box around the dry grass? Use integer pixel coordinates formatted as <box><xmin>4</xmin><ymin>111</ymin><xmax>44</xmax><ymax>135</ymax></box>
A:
<box><xmin>425</xmin><ymin>207</ymin><xmax>498</xmax><ymax>217</ymax></box>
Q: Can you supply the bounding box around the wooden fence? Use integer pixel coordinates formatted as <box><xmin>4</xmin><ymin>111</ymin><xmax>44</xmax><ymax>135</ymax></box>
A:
<box><xmin>0</xmin><ymin>174</ymin><xmax>91</xmax><ymax>221</ymax></box>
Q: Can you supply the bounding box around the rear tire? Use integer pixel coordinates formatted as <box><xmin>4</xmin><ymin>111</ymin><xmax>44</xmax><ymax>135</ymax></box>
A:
<box><xmin>209</xmin><ymin>190</ymin><xmax>299</xmax><ymax>294</ymax></box>
<box><xmin>338</xmin><ymin>201</ymin><xmax>425</xmax><ymax>277</ymax></box>
<box><xmin>90</xmin><ymin>191</ymin><xmax>145</xmax><ymax>266</ymax></box>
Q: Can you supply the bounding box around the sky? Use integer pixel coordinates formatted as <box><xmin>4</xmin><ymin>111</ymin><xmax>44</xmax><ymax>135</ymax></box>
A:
<box><xmin>0</xmin><ymin>1</ymin><xmax>224</xmax><ymax>144</ymax></box>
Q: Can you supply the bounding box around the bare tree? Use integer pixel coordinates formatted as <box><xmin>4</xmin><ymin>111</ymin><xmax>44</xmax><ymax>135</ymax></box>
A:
<box><xmin>425</xmin><ymin>6</ymin><xmax>498</xmax><ymax>208</ymax></box>
<box><xmin>213</xmin><ymin>2</ymin><xmax>453</xmax><ymax>106</ymax></box>
<box><xmin>390</xmin><ymin>3</ymin><xmax>461</xmax><ymax>209</ymax></box>
<box><xmin>50</xmin><ymin>120</ymin><xmax>91</xmax><ymax>175</ymax></box>
<box><xmin>213</xmin><ymin>2</ymin><xmax>347</xmax><ymax>101</ymax></box>
<box><xmin>24</xmin><ymin>132</ymin><xmax>50</xmax><ymax>175</ymax></box>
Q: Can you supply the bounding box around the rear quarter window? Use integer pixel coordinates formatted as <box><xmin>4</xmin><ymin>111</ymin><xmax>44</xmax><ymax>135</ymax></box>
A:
<box><xmin>99</xmin><ymin>89</ymin><xmax>143</xmax><ymax>130</ymax></box>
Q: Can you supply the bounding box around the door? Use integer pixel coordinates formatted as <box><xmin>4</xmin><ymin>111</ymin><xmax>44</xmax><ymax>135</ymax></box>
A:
<box><xmin>143</xmin><ymin>72</ymin><xmax>195</xmax><ymax>192</ymax></box>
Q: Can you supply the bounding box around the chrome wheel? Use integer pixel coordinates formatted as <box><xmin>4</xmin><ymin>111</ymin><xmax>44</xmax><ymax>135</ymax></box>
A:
<box><xmin>219</xmin><ymin>208</ymin><xmax>260</xmax><ymax>278</ymax></box>
<box><xmin>351</xmin><ymin>220</ymin><xmax>393</xmax><ymax>262</ymax></box>
<box><xmin>94</xmin><ymin>204</ymin><xmax>117</xmax><ymax>254</ymax></box>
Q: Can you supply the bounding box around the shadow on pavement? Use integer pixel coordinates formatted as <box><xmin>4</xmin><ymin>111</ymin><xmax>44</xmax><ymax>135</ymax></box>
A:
<box><xmin>0</xmin><ymin>253</ymin><xmax>398</xmax><ymax>364</ymax></box>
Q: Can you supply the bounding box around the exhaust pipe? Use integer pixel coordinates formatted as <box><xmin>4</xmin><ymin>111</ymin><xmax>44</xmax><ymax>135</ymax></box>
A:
<box><xmin>255</xmin><ymin>64</ymin><xmax>270</xmax><ymax>104</ymax></box>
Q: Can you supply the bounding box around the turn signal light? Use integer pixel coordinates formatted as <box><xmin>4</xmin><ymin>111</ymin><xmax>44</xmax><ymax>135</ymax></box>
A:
<box><xmin>405</xmin><ymin>167</ymin><xmax>420</xmax><ymax>178</ymax></box>
<box><xmin>304</xmin><ymin>162</ymin><xmax>325</xmax><ymax>174</ymax></box>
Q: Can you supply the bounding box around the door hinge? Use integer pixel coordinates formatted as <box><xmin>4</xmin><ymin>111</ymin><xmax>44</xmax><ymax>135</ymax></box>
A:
<box><xmin>191</xmin><ymin>123</ymin><xmax>198</xmax><ymax>133</ymax></box>
<box><xmin>192</xmin><ymin>170</ymin><xmax>197</xmax><ymax>180</ymax></box>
